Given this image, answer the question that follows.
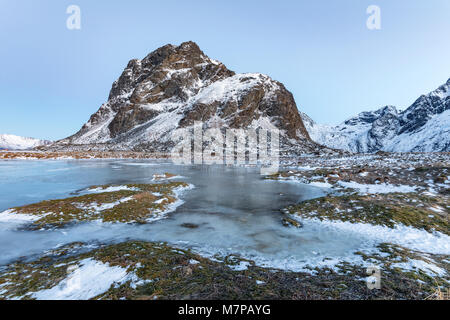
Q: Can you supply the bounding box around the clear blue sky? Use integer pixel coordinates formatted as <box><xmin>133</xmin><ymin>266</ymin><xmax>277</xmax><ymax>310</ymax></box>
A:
<box><xmin>0</xmin><ymin>0</ymin><xmax>449</xmax><ymax>140</ymax></box>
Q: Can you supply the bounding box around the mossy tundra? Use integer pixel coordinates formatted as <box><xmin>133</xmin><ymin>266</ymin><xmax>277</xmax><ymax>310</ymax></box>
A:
<box><xmin>272</xmin><ymin>162</ymin><xmax>449</xmax><ymax>233</ymax></box>
<box><xmin>0</xmin><ymin>241</ymin><xmax>447</xmax><ymax>300</ymax></box>
<box><xmin>8</xmin><ymin>181</ymin><xmax>190</xmax><ymax>229</ymax></box>
<box><xmin>286</xmin><ymin>193</ymin><xmax>449</xmax><ymax>234</ymax></box>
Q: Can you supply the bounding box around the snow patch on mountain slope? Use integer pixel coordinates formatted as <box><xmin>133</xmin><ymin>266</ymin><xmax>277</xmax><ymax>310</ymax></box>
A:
<box><xmin>305</xmin><ymin>121</ymin><xmax>371</xmax><ymax>152</ymax></box>
<box><xmin>301</xmin><ymin>112</ymin><xmax>373</xmax><ymax>152</ymax></box>
<box><xmin>384</xmin><ymin>109</ymin><xmax>450</xmax><ymax>152</ymax></box>
<box><xmin>0</xmin><ymin>134</ymin><xmax>52</xmax><ymax>150</ymax></box>
<box><xmin>194</xmin><ymin>73</ymin><xmax>280</xmax><ymax>105</ymax></box>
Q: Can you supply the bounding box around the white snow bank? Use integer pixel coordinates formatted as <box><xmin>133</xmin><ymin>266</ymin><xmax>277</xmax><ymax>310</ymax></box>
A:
<box><xmin>229</xmin><ymin>260</ymin><xmax>252</xmax><ymax>271</ymax></box>
<box><xmin>0</xmin><ymin>209</ymin><xmax>52</xmax><ymax>227</ymax></box>
<box><xmin>152</xmin><ymin>174</ymin><xmax>184</xmax><ymax>181</ymax></box>
<box><xmin>148</xmin><ymin>184</ymin><xmax>195</xmax><ymax>222</ymax></box>
<box><xmin>32</xmin><ymin>258</ymin><xmax>129</xmax><ymax>300</ymax></box>
<box><xmin>86</xmin><ymin>186</ymin><xmax>140</xmax><ymax>193</ymax></box>
<box><xmin>392</xmin><ymin>259</ymin><xmax>446</xmax><ymax>277</ymax></box>
<box><xmin>75</xmin><ymin>196</ymin><xmax>135</xmax><ymax>212</ymax></box>
<box><xmin>428</xmin><ymin>206</ymin><xmax>444</xmax><ymax>213</ymax></box>
<box><xmin>0</xmin><ymin>210</ymin><xmax>39</xmax><ymax>223</ymax></box>
<box><xmin>338</xmin><ymin>181</ymin><xmax>417</xmax><ymax>194</ymax></box>
<box><xmin>308</xmin><ymin>181</ymin><xmax>333</xmax><ymax>188</ymax></box>
<box><xmin>277</xmin><ymin>177</ymin><xmax>332</xmax><ymax>189</ymax></box>
<box><xmin>301</xmin><ymin>218</ymin><xmax>450</xmax><ymax>255</ymax></box>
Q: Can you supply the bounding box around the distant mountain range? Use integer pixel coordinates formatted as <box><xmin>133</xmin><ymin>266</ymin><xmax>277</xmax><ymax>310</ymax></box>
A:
<box><xmin>0</xmin><ymin>134</ymin><xmax>52</xmax><ymax>150</ymax></box>
<box><xmin>302</xmin><ymin>79</ymin><xmax>450</xmax><ymax>153</ymax></box>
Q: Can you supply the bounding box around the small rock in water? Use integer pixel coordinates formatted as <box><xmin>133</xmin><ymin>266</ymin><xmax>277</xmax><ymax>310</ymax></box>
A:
<box><xmin>180</xmin><ymin>223</ymin><xmax>200</xmax><ymax>229</ymax></box>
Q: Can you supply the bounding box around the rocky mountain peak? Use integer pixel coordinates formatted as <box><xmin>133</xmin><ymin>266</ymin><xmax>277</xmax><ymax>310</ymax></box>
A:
<box><xmin>54</xmin><ymin>42</ymin><xmax>319</xmax><ymax>154</ymax></box>
<box><xmin>108</xmin><ymin>41</ymin><xmax>233</xmax><ymax>103</ymax></box>
<box><xmin>399</xmin><ymin>79</ymin><xmax>449</xmax><ymax>135</ymax></box>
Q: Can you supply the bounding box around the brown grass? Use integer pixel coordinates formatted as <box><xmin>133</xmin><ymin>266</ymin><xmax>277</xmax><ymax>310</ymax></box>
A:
<box><xmin>425</xmin><ymin>287</ymin><xmax>449</xmax><ymax>300</ymax></box>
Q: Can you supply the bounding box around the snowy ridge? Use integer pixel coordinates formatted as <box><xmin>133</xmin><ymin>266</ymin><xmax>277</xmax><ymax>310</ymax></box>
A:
<box><xmin>0</xmin><ymin>134</ymin><xmax>52</xmax><ymax>150</ymax></box>
<box><xmin>303</xmin><ymin>78</ymin><xmax>450</xmax><ymax>153</ymax></box>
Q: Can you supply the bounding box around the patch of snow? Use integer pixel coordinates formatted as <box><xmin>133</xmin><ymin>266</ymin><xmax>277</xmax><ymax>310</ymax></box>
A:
<box><xmin>338</xmin><ymin>181</ymin><xmax>416</xmax><ymax>194</ymax></box>
<box><xmin>384</xmin><ymin>109</ymin><xmax>450</xmax><ymax>152</ymax></box>
<box><xmin>0</xmin><ymin>209</ymin><xmax>52</xmax><ymax>227</ymax></box>
<box><xmin>229</xmin><ymin>260</ymin><xmax>252</xmax><ymax>271</ymax></box>
<box><xmin>152</xmin><ymin>174</ymin><xmax>183</xmax><ymax>181</ymax></box>
<box><xmin>277</xmin><ymin>177</ymin><xmax>332</xmax><ymax>189</ymax></box>
<box><xmin>154</xmin><ymin>198</ymin><xmax>167</xmax><ymax>204</ymax></box>
<box><xmin>194</xmin><ymin>73</ymin><xmax>279</xmax><ymax>106</ymax></box>
<box><xmin>300</xmin><ymin>218</ymin><xmax>450</xmax><ymax>255</ymax></box>
<box><xmin>86</xmin><ymin>185</ymin><xmax>140</xmax><ymax>193</ymax></box>
<box><xmin>76</xmin><ymin>196</ymin><xmax>135</xmax><ymax>212</ymax></box>
<box><xmin>31</xmin><ymin>258</ymin><xmax>130</xmax><ymax>300</ymax></box>
<box><xmin>429</xmin><ymin>206</ymin><xmax>444</xmax><ymax>213</ymax></box>
<box><xmin>359</xmin><ymin>172</ymin><xmax>369</xmax><ymax>177</ymax></box>
<box><xmin>392</xmin><ymin>259</ymin><xmax>446</xmax><ymax>277</ymax></box>
<box><xmin>308</xmin><ymin>181</ymin><xmax>333</xmax><ymax>188</ymax></box>
<box><xmin>147</xmin><ymin>183</ymin><xmax>194</xmax><ymax>222</ymax></box>
<box><xmin>0</xmin><ymin>210</ymin><xmax>39</xmax><ymax>223</ymax></box>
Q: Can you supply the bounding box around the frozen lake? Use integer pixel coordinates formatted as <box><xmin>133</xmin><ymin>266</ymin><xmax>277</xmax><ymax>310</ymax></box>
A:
<box><xmin>0</xmin><ymin>160</ymin><xmax>373</xmax><ymax>270</ymax></box>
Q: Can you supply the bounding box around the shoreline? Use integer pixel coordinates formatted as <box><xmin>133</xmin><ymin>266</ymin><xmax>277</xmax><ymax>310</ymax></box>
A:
<box><xmin>0</xmin><ymin>151</ymin><xmax>171</xmax><ymax>161</ymax></box>
<box><xmin>1</xmin><ymin>150</ymin><xmax>450</xmax><ymax>161</ymax></box>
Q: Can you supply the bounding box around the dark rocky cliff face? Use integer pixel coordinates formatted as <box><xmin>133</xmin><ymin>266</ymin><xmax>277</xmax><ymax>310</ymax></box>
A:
<box><xmin>399</xmin><ymin>78</ymin><xmax>450</xmax><ymax>135</ymax></box>
<box><xmin>53</xmin><ymin>41</ymin><xmax>319</xmax><ymax>154</ymax></box>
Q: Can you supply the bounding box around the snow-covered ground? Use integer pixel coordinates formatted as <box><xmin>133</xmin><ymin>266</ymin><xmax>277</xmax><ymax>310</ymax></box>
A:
<box><xmin>336</xmin><ymin>181</ymin><xmax>417</xmax><ymax>194</ymax></box>
<box><xmin>32</xmin><ymin>258</ymin><xmax>130</xmax><ymax>300</ymax></box>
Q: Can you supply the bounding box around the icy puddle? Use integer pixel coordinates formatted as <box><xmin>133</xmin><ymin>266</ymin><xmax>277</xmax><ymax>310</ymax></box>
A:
<box><xmin>0</xmin><ymin>160</ymin><xmax>447</xmax><ymax>273</ymax></box>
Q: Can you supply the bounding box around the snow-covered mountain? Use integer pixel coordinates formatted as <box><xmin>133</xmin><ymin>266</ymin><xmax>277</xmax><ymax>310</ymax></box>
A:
<box><xmin>51</xmin><ymin>41</ymin><xmax>325</xmax><ymax>154</ymax></box>
<box><xmin>303</xmin><ymin>79</ymin><xmax>450</xmax><ymax>153</ymax></box>
<box><xmin>0</xmin><ymin>134</ymin><xmax>52</xmax><ymax>150</ymax></box>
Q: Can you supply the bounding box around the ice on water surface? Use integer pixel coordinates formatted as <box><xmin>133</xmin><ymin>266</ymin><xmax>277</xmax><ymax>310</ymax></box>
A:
<box><xmin>0</xmin><ymin>160</ymin><xmax>446</xmax><ymax>273</ymax></box>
